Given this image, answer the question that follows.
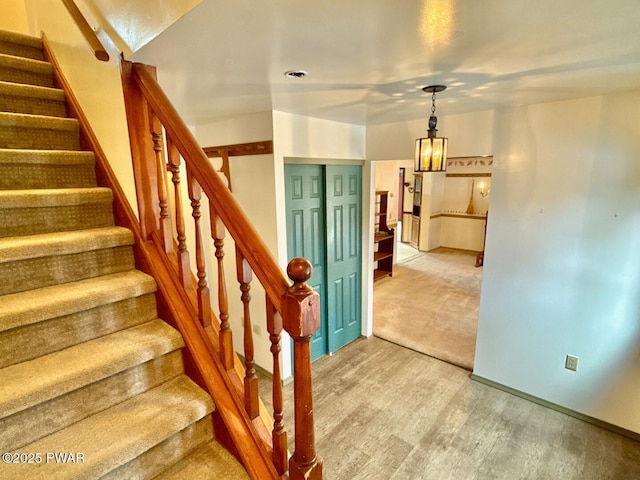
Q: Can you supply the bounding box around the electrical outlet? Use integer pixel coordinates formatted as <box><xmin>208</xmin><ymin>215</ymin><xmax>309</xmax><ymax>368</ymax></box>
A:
<box><xmin>565</xmin><ymin>354</ymin><xmax>579</xmax><ymax>371</ymax></box>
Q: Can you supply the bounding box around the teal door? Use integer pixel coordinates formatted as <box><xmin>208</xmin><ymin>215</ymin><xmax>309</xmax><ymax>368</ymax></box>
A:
<box><xmin>284</xmin><ymin>164</ymin><xmax>362</xmax><ymax>360</ymax></box>
<box><xmin>325</xmin><ymin>165</ymin><xmax>362</xmax><ymax>352</ymax></box>
<box><xmin>284</xmin><ymin>164</ymin><xmax>328</xmax><ymax>360</ymax></box>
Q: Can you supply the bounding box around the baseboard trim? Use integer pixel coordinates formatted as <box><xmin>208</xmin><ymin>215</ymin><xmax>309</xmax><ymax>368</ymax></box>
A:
<box><xmin>470</xmin><ymin>374</ymin><xmax>640</xmax><ymax>443</ymax></box>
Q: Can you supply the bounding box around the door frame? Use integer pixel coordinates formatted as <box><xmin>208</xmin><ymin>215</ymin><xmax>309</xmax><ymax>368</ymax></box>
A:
<box><xmin>282</xmin><ymin>157</ymin><xmax>375</xmax><ymax>349</ymax></box>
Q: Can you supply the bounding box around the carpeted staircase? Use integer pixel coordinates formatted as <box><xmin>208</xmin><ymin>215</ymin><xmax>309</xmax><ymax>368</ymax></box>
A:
<box><xmin>0</xmin><ymin>29</ymin><xmax>249</xmax><ymax>479</ymax></box>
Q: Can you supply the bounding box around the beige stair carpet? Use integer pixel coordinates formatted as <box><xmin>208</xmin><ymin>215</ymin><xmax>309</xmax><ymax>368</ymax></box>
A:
<box><xmin>0</xmin><ymin>28</ymin><xmax>249</xmax><ymax>479</ymax></box>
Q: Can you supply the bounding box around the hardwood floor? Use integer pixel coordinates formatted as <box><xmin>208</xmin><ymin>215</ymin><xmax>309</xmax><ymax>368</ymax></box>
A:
<box><xmin>259</xmin><ymin>336</ymin><xmax>640</xmax><ymax>479</ymax></box>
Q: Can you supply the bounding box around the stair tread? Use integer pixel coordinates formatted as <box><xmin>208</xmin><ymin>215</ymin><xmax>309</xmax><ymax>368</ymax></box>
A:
<box><xmin>4</xmin><ymin>376</ymin><xmax>214</xmax><ymax>480</ymax></box>
<box><xmin>154</xmin><ymin>440</ymin><xmax>250</xmax><ymax>480</ymax></box>
<box><xmin>0</xmin><ymin>53</ymin><xmax>52</xmax><ymax>74</ymax></box>
<box><xmin>0</xmin><ymin>30</ymin><xmax>42</xmax><ymax>50</ymax></box>
<box><xmin>0</xmin><ymin>226</ymin><xmax>132</xmax><ymax>264</ymax></box>
<box><xmin>0</xmin><ymin>80</ymin><xmax>64</xmax><ymax>100</ymax></box>
<box><xmin>0</xmin><ymin>111</ymin><xmax>77</xmax><ymax>129</ymax></box>
<box><xmin>0</xmin><ymin>269</ymin><xmax>156</xmax><ymax>334</ymax></box>
<box><xmin>0</xmin><ymin>186</ymin><xmax>112</xmax><ymax>208</ymax></box>
<box><xmin>0</xmin><ymin>319</ymin><xmax>183</xmax><ymax>419</ymax></box>
<box><xmin>0</xmin><ymin>148</ymin><xmax>94</xmax><ymax>165</ymax></box>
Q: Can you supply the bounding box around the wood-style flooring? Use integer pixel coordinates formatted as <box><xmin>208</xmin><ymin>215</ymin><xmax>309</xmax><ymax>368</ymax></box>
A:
<box><xmin>259</xmin><ymin>337</ymin><xmax>640</xmax><ymax>479</ymax></box>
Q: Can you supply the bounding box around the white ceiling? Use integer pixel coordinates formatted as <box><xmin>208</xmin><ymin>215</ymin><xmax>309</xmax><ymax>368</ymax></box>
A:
<box><xmin>130</xmin><ymin>0</ymin><xmax>640</xmax><ymax>126</ymax></box>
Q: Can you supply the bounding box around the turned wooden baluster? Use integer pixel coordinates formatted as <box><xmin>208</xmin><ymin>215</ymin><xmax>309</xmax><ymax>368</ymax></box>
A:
<box><xmin>210</xmin><ymin>206</ymin><xmax>233</xmax><ymax>370</ymax></box>
<box><xmin>266</xmin><ymin>298</ymin><xmax>288</xmax><ymax>476</ymax></box>
<box><xmin>152</xmin><ymin>131</ymin><xmax>173</xmax><ymax>253</ymax></box>
<box><xmin>187</xmin><ymin>174</ymin><xmax>211</xmax><ymax>327</ymax></box>
<box><xmin>284</xmin><ymin>258</ymin><xmax>323</xmax><ymax>480</ymax></box>
<box><xmin>236</xmin><ymin>249</ymin><xmax>259</xmax><ymax>419</ymax></box>
<box><xmin>166</xmin><ymin>136</ymin><xmax>191</xmax><ymax>289</ymax></box>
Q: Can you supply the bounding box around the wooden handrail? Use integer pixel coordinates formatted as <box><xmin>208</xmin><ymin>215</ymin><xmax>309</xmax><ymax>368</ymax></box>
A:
<box><xmin>203</xmin><ymin>140</ymin><xmax>273</xmax><ymax>158</ymax></box>
<box><xmin>130</xmin><ymin>63</ymin><xmax>291</xmax><ymax>313</ymax></box>
<box><xmin>122</xmin><ymin>59</ymin><xmax>323</xmax><ymax>480</ymax></box>
<box><xmin>61</xmin><ymin>0</ymin><xmax>109</xmax><ymax>62</ymax></box>
<box><xmin>203</xmin><ymin>140</ymin><xmax>274</xmax><ymax>191</ymax></box>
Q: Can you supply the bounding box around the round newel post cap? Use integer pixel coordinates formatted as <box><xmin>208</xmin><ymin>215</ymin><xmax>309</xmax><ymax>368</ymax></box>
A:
<box><xmin>287</xmin><ymin>257</ymin><xmax>313</xmax><ymax>284</ymax></box>
<box><xmin>284</xmin><ymin>257</ymin><xmax>320</xmax><ymax>338</ymax></box>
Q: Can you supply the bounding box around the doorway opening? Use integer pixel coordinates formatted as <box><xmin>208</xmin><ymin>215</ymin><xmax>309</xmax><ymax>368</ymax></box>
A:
<box><xmin>372</xmin><ymin>156</ymin><xmax>492</xmax><ymax>370</ymax></box>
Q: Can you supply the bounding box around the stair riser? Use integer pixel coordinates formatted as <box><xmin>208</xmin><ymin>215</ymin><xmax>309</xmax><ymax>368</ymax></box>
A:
<box><xmin>0</xmin><ymin>124</ymin><xmax>79</xmax><ymax>150</ymax></box>
<box><xmin>0</xmin><ymin>293</ymin><xmax>158</xmax><ymax>369</ymax></box>
<box><xmin>0</xmin><ymin>202</ymin><xmax>114</xmax><ymax>237</ymax></box>
<box><xmin>0</xmin><ymin>66</ymin><xmax>53</xmax><ymax>88</ymax></box>
<box><xmin>0</xmin><ymin>40</ymin><xmax>44</xmax><ymax>61</ymax></box>
<box><xmin>0</xmin><ymin>162</ymin><xmax>96</xmax><ymax>189</ymax></box>
<box><xmin>0</xmin><ymin>350</ymin><xmax>185</xmax><ymax>452</ymax></box>
<box><xmin>101</xmin><ymin>417</ymin><xmax>214</xmax><ymax>480</ymax></box>
<box><xmin>0</xmin><ymin>94</ymin><xmax>66</xmax><ymax>117</ymax></box>
<box><xmin>0</xmin><ymin>245</ymin><xmax>135</xmax><ymax>296</ymax></box>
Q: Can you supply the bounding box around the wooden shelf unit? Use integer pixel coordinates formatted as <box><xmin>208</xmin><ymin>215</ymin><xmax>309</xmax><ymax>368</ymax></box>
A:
<box><xmin>373</xmin><ymin>191</ymin><xmax>394</xmax><ymax>280</ymax></box>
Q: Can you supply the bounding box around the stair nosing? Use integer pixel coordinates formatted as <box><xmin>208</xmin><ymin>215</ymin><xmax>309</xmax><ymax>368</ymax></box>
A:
<box><xmin>0</xmin><ymin>186</ymin><xmax>112</xmax><ymax>208</ymax></box>
<box><xmin>0</xmin><ymin>319</ymin><xmax>185</xmax><ymax>419</ymax></box>
<box><xmin>0</xmin><ymin>52</ymin><xmax>52</xmax><ymax>73</ymax></box>
<box><xmin>0</xmin><ymin>226</ymin><xmax>133</xmax><ymax>264</ymax></box>
<box><xmin>0</xmin><ymin>79</ymin><xmax>64</xmax><ymax>100</ymax></box>
<box><xmin>0</xmin><ymin>270</ymin><xmax>157</xmax><ymax>333</ymax></box>
<box><xmin>0</xmin><ymin>31</ymin><xmax>42</xmax><ymax>50</ymax></box>
<box><xmin>0</xmin><ymin>111</ymin><xmax>78</xmax><ymax>130</ymax></box>
<box><xmin>0</xmin><ymin>148</ymin><xmax>94</xmax><ymax>165</ymax></box>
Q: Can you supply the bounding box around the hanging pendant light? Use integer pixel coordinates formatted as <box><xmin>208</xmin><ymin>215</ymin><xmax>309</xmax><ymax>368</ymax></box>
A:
<box><xmin>415</xmin><ymin>85</ymin><xmax>448</xmax><ymax>172</ymax></box>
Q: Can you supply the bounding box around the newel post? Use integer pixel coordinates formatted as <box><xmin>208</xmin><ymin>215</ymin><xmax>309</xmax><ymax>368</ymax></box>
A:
<box><xmin>283</xmin><ymin>258</ymin><xmax>323</xmax><ymax>480</ymax></box>
<box><xmin>120</xmin><ymin>59</ymin><xmax>161</xmax><ymax>239</ymax></box>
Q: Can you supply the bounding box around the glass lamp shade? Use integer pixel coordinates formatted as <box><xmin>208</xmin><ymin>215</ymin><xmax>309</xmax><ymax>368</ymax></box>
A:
<box><xmin>414</xmin><ymin>135</ymin><xmax>448</xmax><ymax>172</ymax></box>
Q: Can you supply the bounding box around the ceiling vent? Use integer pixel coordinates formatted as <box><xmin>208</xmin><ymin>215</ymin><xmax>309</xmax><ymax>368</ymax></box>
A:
<box><xmin>284</xmin><ymin>70</ymin><xmax>308</xmax><ymax>78</ymax></box>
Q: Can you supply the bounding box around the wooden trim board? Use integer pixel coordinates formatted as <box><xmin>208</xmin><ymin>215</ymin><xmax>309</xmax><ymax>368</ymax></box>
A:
<box><xmin>471</xmin><ymin>373</ymin><xmax>640</xmax><ymax>443</ymax></box>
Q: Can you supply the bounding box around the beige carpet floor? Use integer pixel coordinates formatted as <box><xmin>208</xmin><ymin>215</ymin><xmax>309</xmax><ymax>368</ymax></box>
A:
<box><xmin>373</xmin><ymin>246</ymin><xmax>481</xmax><ymax>370</ymax></box>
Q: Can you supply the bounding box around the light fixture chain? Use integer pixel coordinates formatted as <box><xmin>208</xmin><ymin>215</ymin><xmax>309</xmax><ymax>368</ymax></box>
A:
<box><xmin>416</xmin><ymin>84</ymin><xmax>448</xmax><ymax>173</ymax></box>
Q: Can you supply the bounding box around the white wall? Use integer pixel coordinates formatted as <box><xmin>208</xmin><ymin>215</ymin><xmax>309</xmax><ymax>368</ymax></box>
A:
<box><xmin>1</xmin><ymin>0</ymin><xmax>28</xmax><ymax>31</ymax></box>
<box><xmin>367</xmin><ymin>92</ymin><xmax>640</xmax><ymax>434</ymax></box>
<box><xmin>192</xmin><ymin>111</ymin><xmax>368</xmax><ymax>379</ymax></box>
<box><xmin>475</xmin><ymin>92</ymin><xmax>640</xmax><ymax>433</ymax></box>
<box><xmin>439</xmin><ymin>217</ymin><xmax>485</xmax><ymax>251</ymax></box>
<box><xmin>83</xmin><ymin>0</ymin><xmax>202</xmax><ymax>56</ymax></box>
<box><xmin>19</xmin><ymin>0</ymin><xmax>138</xmax><ymax>215</ymax></box>
<box><xmin>193</xmin><ymin>112</ymin><xmax>277</xmax><ymax>374</ymax></box>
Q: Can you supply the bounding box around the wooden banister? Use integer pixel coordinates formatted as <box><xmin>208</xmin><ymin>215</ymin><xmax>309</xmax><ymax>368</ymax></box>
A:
<box><xmin>61</xmin><ymin>0</ymin><xmax>109</xmax><ymax>62</ymax></box>
<box><xmin>47</xmin><ymin>32</ymin><xmax>290</xmax><ymax>480</ymax></box>
<box><xmin>129</xmin><ymin>63</ymin><xmax>293</xmax><ymax>310</ymax></box>
<box><xmin>121</xmin><ymin>59</ymin><xmax>323</xmax><ymax>480</ymax></box>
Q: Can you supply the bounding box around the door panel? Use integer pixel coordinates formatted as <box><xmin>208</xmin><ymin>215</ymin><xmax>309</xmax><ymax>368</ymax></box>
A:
<box><xmin>284</xmin><ymin>164</ymin><xmax>327</xmax><ymax>360</ymax></box>
<box><xmin>325</xmin><ymin>165</ymin><xmax>362</xmax><ymax>352</ymax></box>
